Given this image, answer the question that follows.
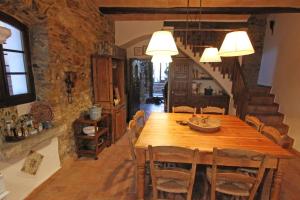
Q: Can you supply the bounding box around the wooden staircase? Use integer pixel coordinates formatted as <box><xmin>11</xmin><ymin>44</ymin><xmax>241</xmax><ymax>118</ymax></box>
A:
<box><xmin>174</xmin><ymin>36</ymin><xmax>294</xmax><ymax>148</ymax></box>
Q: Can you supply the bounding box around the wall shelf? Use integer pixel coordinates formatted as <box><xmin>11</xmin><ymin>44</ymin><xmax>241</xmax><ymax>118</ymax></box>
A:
<box><xmin>0</xmin><ymin>123</ymin><xmax>67</xmax><ymax>161</ymax></box>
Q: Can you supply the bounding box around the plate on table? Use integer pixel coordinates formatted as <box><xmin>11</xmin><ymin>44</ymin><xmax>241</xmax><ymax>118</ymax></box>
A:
<box><xmin>83</xmin><ymin>126</ymin><xmax>96</xmax><ymax>136</ymax></box>
<box><xmin>188</xmin><ymin>116</ymin><xmax>221</xmax><ymax>133</ymax></box>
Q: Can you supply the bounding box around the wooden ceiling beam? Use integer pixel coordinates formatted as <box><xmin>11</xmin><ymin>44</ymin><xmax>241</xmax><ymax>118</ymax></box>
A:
<box><xmin>164</xmin><ymin>21</ymin><xmax>248</xmax><ymax>29</ymax></box>
<box><xmin>97</xmin><ymin>0</ymin><xmax>300</xmax><ymax>8</ymax></box>
<box><xmin>100</xmin><ymin>7</ymin><xmax>300</xmax><ymax>15</ymax></box>
<box><xmin>173</xmin><ymin>28</ymin><xmax>247</xmax><ymax>32</ymax></box>
<box><xmin>108</xmin><ymin>14</ymin><xmax>250</xmax><ymax>21</ymax></box>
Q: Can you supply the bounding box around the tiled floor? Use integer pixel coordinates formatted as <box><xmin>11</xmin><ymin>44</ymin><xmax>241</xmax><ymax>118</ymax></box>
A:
<box><xmin>26</xmin><ymin>135</ymin><xmax>137</xmax><ymax>200</ymax></box>
<box><xmin>140</xmin><ymin>103</ymin><xmax>165</xmax><ymax>119</ymax></box>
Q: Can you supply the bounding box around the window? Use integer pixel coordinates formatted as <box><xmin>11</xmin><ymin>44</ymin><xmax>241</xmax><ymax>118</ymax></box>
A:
<box><xmin>0</xmin><ymin>12</ymin><xmax>35</xmax><ymax>108</ymax></box>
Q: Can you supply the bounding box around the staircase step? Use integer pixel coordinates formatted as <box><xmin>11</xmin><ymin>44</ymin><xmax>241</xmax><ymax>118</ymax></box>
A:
<box><xmin>271</xmin><ymin>124</ymin><xmax>289</xmax><ymax>135</ymax></box>
<box><xmin>247</xmin><ymin>103</ymin><xmax>279</xmax><ymax>114</ymax></box>
<box><xmin>251</xmin><ymin>113</ymin><xmax>284</xmax><ymax>126</ymax></box>
<box><xmin>249</xmin><ymin>95</ymin><xmax>275</xmax><ymax>105</ymax></box>
<box><xmin>249</xmin><ymin>85</ymin><xmax>272</xmax><ymax>95</ymax></box>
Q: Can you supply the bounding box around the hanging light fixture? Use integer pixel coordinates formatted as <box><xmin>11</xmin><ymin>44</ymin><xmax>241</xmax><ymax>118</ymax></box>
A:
<box><xmin>200</xmin><ymin>47</ymin><xmax>222</xmax><ymax>63</ymax></box>
<box><xmin>0</xmin><ymin>26</ymin><xmax>11</xmax><ymax>44</ymax></box>
<box><xmin>151</xmin><ymin>54</ymin><xmax>173</xmax><ymax>65</ymax></box>
<box><xmin>219</xmin><ymin>31</ymin><xmax>254</xmax><ymax>57</ymax></box>
<box><xmin>146</xmin><ymin>30</ymin><xmax>179</xmax><ymax>56</ymax></box>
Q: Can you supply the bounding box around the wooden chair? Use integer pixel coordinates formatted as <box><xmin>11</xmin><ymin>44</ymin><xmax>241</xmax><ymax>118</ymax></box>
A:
<box><xmin>133</xmin><ymin>110</ymin><xmax>146</xmax><ymax>136</ymax></box>
<box><xmin>200</xmin><ymin>106</ymin><xmax>225</xmax><ymax>115</ymax></box>
<box><xmin>245</xmin><ymin>115</ymin><xmax>264</xmax><ymax>132</ymax></box>
<box><xmin>261</xmin><ymin>126</ymin><xmax>287</xmax><ymax>147</ymax></box>
<box><xmin>128</xmin><ymin>119</ymin><xmax>138</xmax><ymax>161</ymax></box>
<box><xmin>208</xmin><ymin>148</ymin><xmax>268</xmax><ymax>200</ymax></box>
<box><xmin>148</xmin><ymin>146</ymin><xmax>199</xmax><ymax>200</ymax></box>
<box><xmin>172</xmin><ymin>106</ymin><xmax>196</xmax><ymax>114</ymax></box>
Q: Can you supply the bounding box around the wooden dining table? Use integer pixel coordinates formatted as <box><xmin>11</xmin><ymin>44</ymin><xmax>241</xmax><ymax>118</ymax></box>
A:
<box><xmin>135</xmin><ymin>112</ymin><xmax>293</xmax><ymax>200</ymax></box>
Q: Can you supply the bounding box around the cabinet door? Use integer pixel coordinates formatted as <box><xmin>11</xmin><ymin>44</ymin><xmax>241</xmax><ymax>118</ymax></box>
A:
<box><xmin>92</xmin><ymin>56</ymin><xmax>113</xmax><ymax>104</ymax></box>
<box><xmin>115</xmin><ymin>106</ymin><xmax>126</xmax><ymax>142</ymax></box>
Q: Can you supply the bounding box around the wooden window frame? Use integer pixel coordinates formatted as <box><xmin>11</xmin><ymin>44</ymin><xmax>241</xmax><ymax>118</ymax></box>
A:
<box><xmin>0</xmin><ymin>12</ymin><xmax>36</xmax><ymax>108</ymax></box>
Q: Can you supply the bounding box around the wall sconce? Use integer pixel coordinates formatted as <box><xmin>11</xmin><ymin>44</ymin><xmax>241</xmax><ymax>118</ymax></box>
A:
<box><xmin>64</xmin><ymin>71</ymin><xmax>77</xmax><ymax>104</ymax></box>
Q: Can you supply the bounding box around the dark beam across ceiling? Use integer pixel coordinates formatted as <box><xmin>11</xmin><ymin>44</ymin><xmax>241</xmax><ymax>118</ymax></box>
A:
<box><xmin>164</xmin><ymin>21</ymin><xmax>248</xmax><ymax>30</ymax></box>
<box><xmin>99</xmin><ymin>7</ymin><xmax>300</xmax><ymax>15</ymax></box>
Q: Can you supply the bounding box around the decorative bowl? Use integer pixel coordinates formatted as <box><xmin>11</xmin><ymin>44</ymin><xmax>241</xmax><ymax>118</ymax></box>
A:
<box><xmin>188</xmin><ymin>116</ymin><xmax>221</xmax><ymax>133</ymax></box>
<box><xmin>83</xmin><ymin>126</ymin><xmax>96</xmax><ymax>135</ymax></box>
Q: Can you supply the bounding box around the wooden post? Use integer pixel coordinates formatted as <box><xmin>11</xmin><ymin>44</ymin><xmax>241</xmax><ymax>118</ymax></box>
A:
<box><xmin>136</xmin><ymin>148</ymin><xmax>146</xmax><ymax>200</ymax></box>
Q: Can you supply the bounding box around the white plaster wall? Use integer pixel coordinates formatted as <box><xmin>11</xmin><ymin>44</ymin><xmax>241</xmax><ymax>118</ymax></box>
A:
<box><xmin>258</xmin><ymin>16</ymin><xmax>279</xmax><ymax>86</ymax></box>
<box><xmin>115</xmin><ymin>21</ymin><xmax>163</xmax><ymax>46</ymax></box>
<box><xmin>258</xmin><ymin>14</ymin><xmax>300</xmax><ymax>150</ymax></box>
<box><xmin>127</xmin><ymin>39</ymin><xmax>151</xmax><ymax>59</ymax></box>
<box><xmin>0</xmin><ymin>138</ymin><xmax>61</xmax><ymax>200</ymax></box>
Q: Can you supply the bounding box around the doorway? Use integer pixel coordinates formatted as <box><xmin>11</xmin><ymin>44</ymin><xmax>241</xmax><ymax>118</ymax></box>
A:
<box><xmin>127</xmin><ymin>59</ymin><xmax>168</xmax><ymax>119</ymax></box>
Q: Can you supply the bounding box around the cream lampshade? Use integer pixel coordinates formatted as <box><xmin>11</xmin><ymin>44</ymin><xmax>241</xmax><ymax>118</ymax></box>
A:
<box><xmin>219</xmin><ymin>31</ymin><xmax>254</xmax><ymax>57</ymax></box>
<box><xmin>200</xmin><ymin>47</ymin><xmax>222</xmax><ymax>63</ymax></box>
<box><xmin>151</xmin><ymin>54</ymin><xmax>172</xmax><ymax>65</ymax></box>
<box><xmin>146</xmin><ymin>31</ymin><xmax>179</xmax><ymax>56</ymax></box>
<box><xmin>0</xmin><ymin>26</ymin><xmax>11</xmax><ymax>44</ymax></box>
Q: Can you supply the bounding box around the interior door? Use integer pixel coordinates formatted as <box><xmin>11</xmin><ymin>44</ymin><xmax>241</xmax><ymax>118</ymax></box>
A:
<box><xmin>127</xmin><ymin>59</ymin><xmax>141</xmax><ymax>120</ymax></box>
<box><xmin>169</xmin><ymin>58</ymin><xmax>191</xmax><ymax>111</ymax></box>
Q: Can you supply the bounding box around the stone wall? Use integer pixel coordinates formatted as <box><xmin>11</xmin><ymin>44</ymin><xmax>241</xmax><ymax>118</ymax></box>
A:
<box><xmin>0</xmin><ymin>0</ymin><xmax>114</xmax><ymax>162</ymax></box>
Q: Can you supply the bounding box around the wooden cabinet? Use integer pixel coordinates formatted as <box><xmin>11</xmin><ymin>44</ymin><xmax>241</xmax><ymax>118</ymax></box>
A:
<box><xmin>74</xmin><ymin>114</ymin><xmax>110</xmax><ymax>159</ymax></box>
<box><xmin>169</xmin><ymin>58</ymin><xmax>230</xmax><ymax>113</ymax></box>
<box><xmin>92</xmin><ymin>55</ymin><xmax>127</xmax><ymax>143</ymax></box>
<box><xmin>114</xmin><ymin>104</ymin><xmax>126</xmax><ymax>141</ymax></box>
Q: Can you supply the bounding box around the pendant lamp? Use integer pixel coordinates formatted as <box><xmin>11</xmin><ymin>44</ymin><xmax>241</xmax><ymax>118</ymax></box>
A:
<box><xmin>200</xmin><ymin>47</ymin><xmax>222</xmax><ymax>63</ymax></box>
<box><xmin>0</xmin><ymin>26</ymin><xmax>11</xmax><ymax>44</ymax></box>
<box><xmin>146</xmin><ymin>31</ymin><xmax>179</xmax><ymax>56</ymax></box>
<box><xmin>219</xmin><ymin>31</ymin><xmax>254</xmax><ymax>57</ymax></box>
<box><xmin>151</xmin><ymin>54</ymin><xmax>172</xmax><ymax>65</ymax></box>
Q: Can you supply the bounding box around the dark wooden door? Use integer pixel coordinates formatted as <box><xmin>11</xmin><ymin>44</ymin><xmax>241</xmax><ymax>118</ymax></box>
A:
<box><xmin>169</xmin><ymin>58</ymin><xmax>191</xmax><ymax>111</ymax></box>
<box><xmin>92</xmin><ymin>56</ymin><xmax>112</xmax><ymax>105</ymax></box>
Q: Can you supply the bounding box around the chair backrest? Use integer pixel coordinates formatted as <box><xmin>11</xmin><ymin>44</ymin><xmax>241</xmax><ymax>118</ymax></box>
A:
<box><xmin>128</xmin><ymin>120</ymin><xmax>138</xmax><ymax>161</ymax></box>
<box><xmin>172</xmin><ymin>106</ymin><xmax>196</xmax><ymax>114</ymax></box>
<box><xmin>245</xmin><ymin>115</ymin><xmax>264</xmax><ymax>132</ymax></box>
<box><xmin>261</xmin><ymin>126</ymin><xmax>286</xmax><ymax>147</ymax></box>
<box><xmin>211</xmin><ymin>148</ymin><xmax>267</xmax><ymax>200</ymax></box>
<box><xmin>148</xmin><ymin>146</ymin><xmax>199</xmax><ymax>200</ymax></box>
<box><xmin>133</xmin><ymin>110</ymin><xmax>146</xmax><ymax>135</ymax></box>
<box><xmin>200</xmin><ymin>106</ymin><xmax>225</xmax><ymax>115</ymax></box>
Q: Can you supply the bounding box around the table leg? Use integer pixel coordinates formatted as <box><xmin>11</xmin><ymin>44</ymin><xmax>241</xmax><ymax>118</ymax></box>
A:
<box><xmin>136</xmin><ymin>148</ymin><xmax>146</xmax><ymax>200</ymax></box>
<box><xmin>271</xmin><ymin>159</ymin><xmax>285</xmax><ymax>200</ymax></box>
<box><xmin>261</xmin><ymin>169</ymin><xmax>274</xmax><ymax>200</ymax></box>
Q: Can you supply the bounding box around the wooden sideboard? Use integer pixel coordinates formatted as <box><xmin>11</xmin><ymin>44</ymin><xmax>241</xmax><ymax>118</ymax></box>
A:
<box><xmin>168</xmin><ymin>57</ymin><xmax>230</xmax><ymax>113</ymax></box>
<box><xmin>92</xmin><ymin>55</ymin><xmax>127</xmax><ymax>143</ymax></box>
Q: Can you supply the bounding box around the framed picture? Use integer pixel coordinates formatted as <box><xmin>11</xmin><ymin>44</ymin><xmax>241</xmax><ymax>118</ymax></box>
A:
<box><xmin>134</xmin><ymin>47</ymin><xmax>143</xmax><ymax>56</ymax></box>
<box><xmin>21</xmin><ymin>151</ymin><xmax>44</xmax><ymax>175</ymax></box>
<box><xmin>142</xmin><ymin>45</ymin><xmax>148</xmax><ymax>55</ymax></box>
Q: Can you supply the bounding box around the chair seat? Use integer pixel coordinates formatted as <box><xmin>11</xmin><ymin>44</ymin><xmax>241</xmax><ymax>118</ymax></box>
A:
<box><xmin>157</xmin><ymin>178</ymin><xmax>189</xmax><ymax>193</ymax></box>
<box><xmin>216</xmin><ymin>181</ymin><xmax>251</xmax><ymax>196</ymax></box>
<box><xmin>237</xmin><ymin>167</ymin><xmax>258</xmax><ymax>174</ymax></box>
<box><xmin>206</xmin><ymin>167</ymin><xmax>253</xmax><ymax>197</ymax></box>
